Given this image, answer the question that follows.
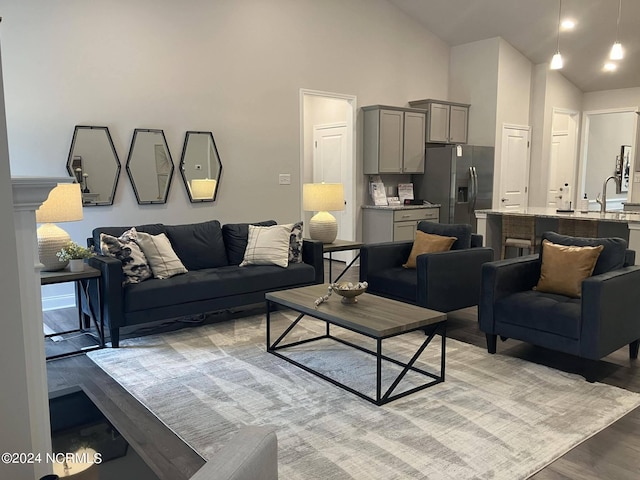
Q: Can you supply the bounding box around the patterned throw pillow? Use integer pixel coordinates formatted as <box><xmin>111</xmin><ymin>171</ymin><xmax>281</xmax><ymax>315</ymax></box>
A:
<box><xmin>286</xmin><ymin>221</ymin><xmax>304</xmax><ymax>264</ymax></box>
<box><xmin>100</xmin><ymin>227</ymin><xmax>152</xmax><ymax>284</ymax></box>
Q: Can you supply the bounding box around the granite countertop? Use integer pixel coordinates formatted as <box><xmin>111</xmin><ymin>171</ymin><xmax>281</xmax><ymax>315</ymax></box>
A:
<box><xmin>475</xmin><ymin>207</ymin><xmax>640</xmax><ymax>224</ymax></box>
<box><xmin>362</xmin><ymin>204</ymin><xmax>441</xmax><ymax>211</ymax></box>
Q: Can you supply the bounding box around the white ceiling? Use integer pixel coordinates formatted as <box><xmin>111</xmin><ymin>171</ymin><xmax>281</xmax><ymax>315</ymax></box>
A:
<box><xmin>388</xmin><ymin>0</ymin><xmax>640</xmax><ymax>93</ymax></box>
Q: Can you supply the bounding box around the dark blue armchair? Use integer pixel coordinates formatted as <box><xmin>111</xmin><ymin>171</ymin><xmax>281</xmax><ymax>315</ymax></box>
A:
<box><xmin>479</xmin><ymin>232</ymin><xmax>640</xmax><ymax>377</ymax></box>
<box><xmin>360</xmin><ymin>222</ymin><xmax>494</xmax><ymax>312</ymax></box>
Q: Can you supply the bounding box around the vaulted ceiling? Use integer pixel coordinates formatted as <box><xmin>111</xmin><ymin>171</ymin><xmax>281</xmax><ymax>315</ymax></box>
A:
<box><xmin>388</xmin><ymin>0</ymin><xmax>640</xmax><ymax>93</ymax></box>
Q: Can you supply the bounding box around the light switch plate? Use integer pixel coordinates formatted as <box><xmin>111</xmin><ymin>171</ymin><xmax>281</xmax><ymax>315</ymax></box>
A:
<box><xmin>279</xmin><ymin>174</ymin><xmax>291</xmax><ymax>185</ymax></box>
<box><xmin>634</xmin><ymin>173</ymin><xmax>640</xmax><ymax>183</ymax></box>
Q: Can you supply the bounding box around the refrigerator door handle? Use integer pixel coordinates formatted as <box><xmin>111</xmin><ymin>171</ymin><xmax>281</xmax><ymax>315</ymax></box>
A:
<box><xmin>467</xmin><ymin>166</ymin><xmax>474</xmax><ymax>214</ymax></box>
<box><xmin>470</xmin><ymin>166</ymin><xmax>478</xmax><ymax>212</ymax></box>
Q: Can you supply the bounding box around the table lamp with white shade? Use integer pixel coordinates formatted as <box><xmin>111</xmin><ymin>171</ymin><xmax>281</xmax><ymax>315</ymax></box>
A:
<box><xmin>303</xmin><ymin>182</ymin><xmax>345</xmax><ymax>244</ymax></box>
<box><xmin>191</xmin><ymin>178</ymin><xmax>217</xmax><ymax>200</ymax></box>
<box><xmin>35</xmin><ymin>183</ymin><xmax>83</xmax><ymax>271</ymax></box>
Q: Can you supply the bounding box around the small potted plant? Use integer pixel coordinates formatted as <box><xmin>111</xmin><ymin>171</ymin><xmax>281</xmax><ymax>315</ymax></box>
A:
<box><xmin>56</xmin><ymin>241</ymin><xmax>95</xmax><ymax>272</ymax></box>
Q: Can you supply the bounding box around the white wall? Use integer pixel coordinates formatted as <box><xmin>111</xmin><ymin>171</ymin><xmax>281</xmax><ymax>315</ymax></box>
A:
<box><xmin>2</xmin><ymin>0</ymin><xmax>449</xmax><ymax>240</ymax></box>
<box><xmin>528</xmin><ymin>68</ymin><xmax>583</xmax><ymax>207</ymax></box>
<box><xmin>1</xmin><ymin>0</ymin><xmax>450</xmax><ymax>303</ymax></box>
<box><xmin>493</xmin><ymin>39</ymin><xmax>533</xmax><ymax>207</ymax></box>
<box><xmin>583</xmin><ymin>87</ymin><xmax>640</xmax><ymax>111</ymax></box>
<box><xmin>449</xmin><ymin>38</ymin><xmax>499</xmax><ymax>147</ymax></box>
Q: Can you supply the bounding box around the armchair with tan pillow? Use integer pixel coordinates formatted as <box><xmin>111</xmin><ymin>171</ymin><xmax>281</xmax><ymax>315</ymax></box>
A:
<box><xmin>479</xmin><ymin>231</ymin><xmax>640</xmax><ymax>380</ymax></box>
<box><xmin>360</xmin><ymin>222</ymin><xmax>494</xmax><ymax>312</ymax></box>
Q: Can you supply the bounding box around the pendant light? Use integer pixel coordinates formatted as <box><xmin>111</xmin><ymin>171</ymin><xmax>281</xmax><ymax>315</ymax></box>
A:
<box><xmin>610</xmin><ymin>0</ymin><xmax>624</xmax><ymax>60</ymax></box>
<box><xmin>550</xmin><ymin>0</ymin><xmax>563</xmax><ymax>70</ymax></box>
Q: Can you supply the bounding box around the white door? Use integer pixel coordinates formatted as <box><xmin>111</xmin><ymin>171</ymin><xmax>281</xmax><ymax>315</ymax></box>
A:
<box><xmin>313</xmin><ymin>123</ymin><xmax>351</xmax><ymax>262</ymax></box>
<box><xmin>499</xmin><ymin>125</ymin><xmax>530</xmax><ymax>209</ymax></box>
<box><xmin>547</xmin><ymin>131</ymin><xmax>575</xmax><ymax>207</ymax></box>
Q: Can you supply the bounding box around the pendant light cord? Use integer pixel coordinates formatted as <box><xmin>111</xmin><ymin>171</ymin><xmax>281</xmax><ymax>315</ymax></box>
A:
<box><xmin>615</xmin><ymin>0</ymin><xmax>622</xmax><ymax>42</ymax></box>
<box><xmin>556</xmin><ymin>0</ymin><xmax>562</xmax><ymax>53</ymax></box>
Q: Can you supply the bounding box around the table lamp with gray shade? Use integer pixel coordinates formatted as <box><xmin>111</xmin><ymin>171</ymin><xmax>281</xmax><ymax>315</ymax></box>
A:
<box><xmin>35</xmin><ymin>183</ymin><xmax>83</xmax><ymax>271</ymax></box>
<box><xmin>303</xmin><ymin>182</ymin><xmax>345</xmax><ymax>244</ymax></box>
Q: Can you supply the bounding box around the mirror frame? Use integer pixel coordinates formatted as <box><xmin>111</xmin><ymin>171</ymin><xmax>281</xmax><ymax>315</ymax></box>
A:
<box><xmin>66</xmin><ymin>125</ymin><xmax>121</xmax><ymax>206</ymax></box>
<box><xmin>179</xmin><ymin>131</ymin><xmax>223</xmax><ymax>203</ymax></box>
<box><xmin>125</xmin><ymin>128</ymin><xmax>174</xmax><ymax>205</ymax></box>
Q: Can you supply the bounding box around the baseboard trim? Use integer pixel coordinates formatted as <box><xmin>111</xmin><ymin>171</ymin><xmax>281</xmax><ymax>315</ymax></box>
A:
<box><xmin>42</xmin><ymin>294</ymin><xmax>76</xmax><ymax>312</ymax></box>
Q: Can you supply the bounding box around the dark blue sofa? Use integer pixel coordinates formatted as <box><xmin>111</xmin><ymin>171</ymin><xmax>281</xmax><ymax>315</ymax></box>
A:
<box><xmin>479</xmin><ymin>232</ymin><xmax>640</xmax><ymax>373</ymax></box>
<box><xmin>85</xmin><ymin>220</ymin><xmax>323</xmax><ymax>347</ymax></box>
<box><xmin>359</xmin><ymin>222</ymin><xmax>494</xmax><ymax>312</ymax></box>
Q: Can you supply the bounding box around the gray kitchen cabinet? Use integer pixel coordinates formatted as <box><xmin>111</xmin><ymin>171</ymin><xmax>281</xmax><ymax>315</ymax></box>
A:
<box><xmin>363</xmin><ymin>105</ymin><xmax>426</xmax><ymax>174</ymax></box>
<box><xmin>409</xmin><ymin>99</ymin><xmax>469</xmax><ymax>144</ymax></box>
<box><xmin>362</xmin><ymin>206</ymin><xmax>440</xmax><ymax>244</ymax></box>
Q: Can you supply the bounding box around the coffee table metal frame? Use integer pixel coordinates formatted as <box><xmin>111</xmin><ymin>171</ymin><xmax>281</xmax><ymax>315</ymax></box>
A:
<box><xmin>266</xmin><ymin>287</ymin><xmax>446</xmax><ymax>406</ymax></box>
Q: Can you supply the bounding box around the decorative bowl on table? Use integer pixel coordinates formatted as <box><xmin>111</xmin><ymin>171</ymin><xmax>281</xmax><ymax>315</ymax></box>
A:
<box><xmin>330</xmin><ymin>282</ymin><xmax>368</xmax><ymax>304</ymax></box>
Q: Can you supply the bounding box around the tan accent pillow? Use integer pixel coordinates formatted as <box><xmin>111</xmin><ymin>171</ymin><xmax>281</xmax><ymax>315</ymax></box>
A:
<box><xmin>534</xmin><ymin>239</ymin><xmax>604</xmax><ymax>298</ymax></box>
<box><xmin>402</xmin><ymin>231</ymin><xmax>457</xmax><ymax>269</ymax></box>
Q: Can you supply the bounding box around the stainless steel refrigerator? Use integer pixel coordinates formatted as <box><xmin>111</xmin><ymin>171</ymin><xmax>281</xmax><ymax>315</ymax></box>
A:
<box><xmin>413</xmin><ymin>145</ymin><xmax>494</xmax><ymax>231</ymax></box>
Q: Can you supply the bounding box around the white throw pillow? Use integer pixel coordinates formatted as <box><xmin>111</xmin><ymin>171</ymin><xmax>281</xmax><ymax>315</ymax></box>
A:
<box><xmin>240</xmin><ymin>224</ymin><xmax>291</xmax><ymax>268</ymax></box>
<box><xmin>135</xmin><ymin>232</ymin><xmax>188</xmax><ymax>279</ymax></box>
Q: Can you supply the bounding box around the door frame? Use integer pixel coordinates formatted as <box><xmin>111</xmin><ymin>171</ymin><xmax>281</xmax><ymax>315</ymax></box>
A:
<box><xmin>548</xmin><ymin>107</ymin><xmax>580</xmax><ymax>206</ymax></box>
<box><xmin>299</xmin><ymin>89</ymin><xmax>357</xmax><ymax>247</ymax></box>
<box><xmin>578</xmin><ymin>107</ymin><xmax>639</xmax><ymax>205</ymax></box>
<box><xmin>499</xmin><ymin>123</ymin><xmax>531</xmax><ymax>209</ymax></box>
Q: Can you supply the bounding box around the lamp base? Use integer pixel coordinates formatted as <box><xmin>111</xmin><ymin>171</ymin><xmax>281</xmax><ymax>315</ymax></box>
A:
<box><xmin>309</xmin><ymin>211</ymin><xmax>338</xmax><ymax>244</ymax></box>
<box><xmin>37</xmin><ymin>223</ymin><xmax>70</xmax><ymax>271</ymax></box>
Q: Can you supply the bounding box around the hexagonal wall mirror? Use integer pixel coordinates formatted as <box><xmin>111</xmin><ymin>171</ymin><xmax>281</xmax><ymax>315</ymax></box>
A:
<box><xmin>126</xmin><ymin>128</ymin><xmax>174</xmax><ymax>204</ymax></box>
<box><xmin>66</xmin><ymin>126</ymin><xmax>121</xmax><ymax>206</ymax></box>
<box><xmin>179</xmin><ymin>131</ymin><xmax>223</xmax><ymax>202</ymax></box>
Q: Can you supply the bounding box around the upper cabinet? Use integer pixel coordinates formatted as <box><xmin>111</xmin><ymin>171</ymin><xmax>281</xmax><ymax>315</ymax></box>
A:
<box><xmin>409</xmin><ymin>99</ymin><xmax>470</xmax><ymax>144</ymax></box>
<box><xmin>363</xmin><ymin>105</ymin><xmax>426</xmax><ymax>175</ymax></box>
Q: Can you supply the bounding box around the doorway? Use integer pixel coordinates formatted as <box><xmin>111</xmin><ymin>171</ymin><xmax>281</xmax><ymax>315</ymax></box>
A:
<box><xmin>300</xmin><ymin>90</ymin><xmax>356</xmax><ymax>263</ymax></box>
<box><xmin>547</xmin><ymin>109</ymin><xmax>579</xmax><ymax>208</ymax></box>
<box><xmin>578</xmin><ymin>108</ymin><xmax>638</xmax><ymax>210</ymax></box>
<box><xmin>498</xmin><ymin>124</ymin><xmax>531</xmax><ymax>210</ymax></box>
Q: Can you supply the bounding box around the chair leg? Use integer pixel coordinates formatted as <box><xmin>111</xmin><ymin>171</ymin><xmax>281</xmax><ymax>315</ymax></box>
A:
<box><xmin>110</xmin><ymin>327</ymin><xmax>120</xmax><ymax>348</ymax></box>
<box><xmin>486</xmin><ymin>334</ymin><xmax>497</xmax><ymax>354</ymax></box>
<box><xmin>630</xmin><ymin>339</ymin><xmax>639</xmax><ymax>359</ymax></box>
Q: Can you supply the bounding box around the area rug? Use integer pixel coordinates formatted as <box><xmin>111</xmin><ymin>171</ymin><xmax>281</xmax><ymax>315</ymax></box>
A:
<box><xmin>87</xmin><ymin>312</ymin><xmax>640</xmax><ymax>479</ymax></box>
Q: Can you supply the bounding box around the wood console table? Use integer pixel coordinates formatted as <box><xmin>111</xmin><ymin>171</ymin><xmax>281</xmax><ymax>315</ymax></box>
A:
<box><xmin>322</xmin><ymin>239</ymin><xmax>364</xmax><ymax>283</ymax></box>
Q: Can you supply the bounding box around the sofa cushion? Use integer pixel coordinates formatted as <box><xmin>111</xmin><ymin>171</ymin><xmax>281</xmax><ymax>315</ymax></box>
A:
<box><xmin>240</xmin><ymin>224</ymin><xmax>291</xmax><ymax>268</ymax></box>
<box><xmin>541</xmin><ymin>232</ymin><xmax>627</xmax><ymax>275</ymax></box>
<box><xmin>495</xmin><ymin>290</ymin><xmax>581</xmax><ymax>339</ymax></box>
<box><xmin>535</xmin><ymin>239</ymin><xmax>603</xmax><ymax>298</ymax></box>
<box><xmin>123</xmin><ymin>263</ymin><xmax>316</xmax><ymax>312</ymax></box>
<box><xmin>165</xmin><ymin>220</ymin><xmax>228</xmax><ymax>270</ymax></box>
<box><xmin>99</xmin><ymin>228</ymin><xmax>152</xmax><ymax>285</ymax></box>
<box><xmin>418</xmin><ymin>222</ymin><xmax>472</xmax><ymax>250</ymax></box>
<box><xmin>366</xmin><ymin>266</ymin><xmax>417</xmax><ymax>304</ymax></box>
<box><xmin>403</xmin><ymin>231</ymin><xmax>456</xmax><ymax>269</ymax></box>
<box><xmin>136</xmin><ymin>231</ymin><xmax>188</xmax><ymax>279</ymax></box>
<box><xmin>222</xmin><ymin>220</ymin><xmax>277</xmax><ymax>265</ymax></box>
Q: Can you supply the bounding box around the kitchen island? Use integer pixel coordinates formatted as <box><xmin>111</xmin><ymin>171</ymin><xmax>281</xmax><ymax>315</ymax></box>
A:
<box><xmin>475</xmin><ymin>207</ymin><xmax>640</xmax><ymax>263</ymax></box>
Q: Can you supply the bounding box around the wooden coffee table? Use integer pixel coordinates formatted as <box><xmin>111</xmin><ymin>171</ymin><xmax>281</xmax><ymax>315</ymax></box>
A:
<box><xmin>265</xmin><ymin>284</ymin><xmax>447</xmax><ymax>405</ymax></box>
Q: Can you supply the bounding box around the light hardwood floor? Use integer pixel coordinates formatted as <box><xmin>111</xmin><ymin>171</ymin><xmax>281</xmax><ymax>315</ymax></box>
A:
<box><xmin>46</xmin><ymin>260</ymin><xmax>640</xmax><ymax>479</ymax></box>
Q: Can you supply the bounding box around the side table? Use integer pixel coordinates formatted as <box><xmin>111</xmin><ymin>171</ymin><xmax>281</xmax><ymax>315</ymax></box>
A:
<box><xmin>322</xmin><ymin>239</ymin><xmax>364</xmax><ymax>283</ymax></box>
<box><xmin>41</xmin><ymin>265</ymin><xmax>104</xmax><ymax>360</ymax></box>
